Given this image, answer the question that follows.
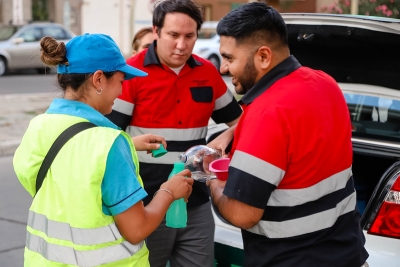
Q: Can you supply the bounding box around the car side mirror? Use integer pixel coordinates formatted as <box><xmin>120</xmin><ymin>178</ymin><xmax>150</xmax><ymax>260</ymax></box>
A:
<box><xmin>12</xmin><ymin>37</ymin><xmax>25</xmax><ymax>44</ymax></box>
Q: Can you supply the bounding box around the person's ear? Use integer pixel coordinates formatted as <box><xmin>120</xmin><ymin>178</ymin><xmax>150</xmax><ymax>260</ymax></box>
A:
<box><xmin>132</xmin><ymin>50</ymin><xmax>138</xmax><ymax>56</ymax></box>
<box><xmin>257</xmin><ymin>46</ymin><xmax>272</xmax><ymax>70</ymax></box>
<box><xmin>92</xmin><ymin>70</ymin><xmax>104</xmax><ymax>88</ymax></box>
<box><xmin>153</xmin><ymin>26</ymin><xmax>159</xmax><ymax>39</ymax></box>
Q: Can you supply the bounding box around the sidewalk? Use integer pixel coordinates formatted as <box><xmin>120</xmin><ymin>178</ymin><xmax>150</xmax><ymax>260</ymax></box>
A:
<box><xmin>0</xmin><ymin>93</ymin><xmax>58</xmax><ymax>157</ymax></box>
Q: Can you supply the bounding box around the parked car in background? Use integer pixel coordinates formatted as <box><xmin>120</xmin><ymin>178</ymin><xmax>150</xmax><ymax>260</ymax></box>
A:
<box><xmin>193</xmin><ymin>21</ymin><xmax>221</xmax><ymax>71</ymax></box>
<box><xmin>210</xmin><ymin>13</ymin><xmax>400</xmax><ymax>267</ymax></box>
<box><xmin>0</xmin><ymin>22</ymin><xmax>74</xmax><ymax>76</ymax></box>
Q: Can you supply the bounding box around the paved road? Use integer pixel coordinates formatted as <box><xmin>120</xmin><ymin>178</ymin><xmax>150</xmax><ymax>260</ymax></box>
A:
<box><xmin>0</xmin><ymin>72</ymin><xmax>58</xmax><ymax>94</ymax></box>
<box><xmin>0</xmin><ymin>155</ymin><xmax>31</xmax><ymax>267</ymax></box>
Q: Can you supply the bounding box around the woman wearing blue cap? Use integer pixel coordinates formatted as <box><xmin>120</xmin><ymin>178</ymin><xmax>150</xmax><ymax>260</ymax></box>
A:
<box><xmin>13</xmin><ymin>33</ymin><xmax>194</xmax><ymax>267</ymax></box>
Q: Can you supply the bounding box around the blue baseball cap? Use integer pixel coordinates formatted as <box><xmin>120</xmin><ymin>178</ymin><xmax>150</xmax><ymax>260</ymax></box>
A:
<box><xmin>57</xmin><ymin>33</ymin><xmax>147</xmax><ymax>80</ymax></box>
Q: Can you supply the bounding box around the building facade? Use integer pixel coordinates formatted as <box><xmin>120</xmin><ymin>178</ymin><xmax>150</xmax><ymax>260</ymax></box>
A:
<box><xmin>0</xmin><ymin>0</ymin><xmax>335</xmax><ymax>57</ymax></box>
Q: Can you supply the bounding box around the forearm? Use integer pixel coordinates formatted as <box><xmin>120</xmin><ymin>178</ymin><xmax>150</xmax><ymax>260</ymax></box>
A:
<box><xmin>115</xmin><ymin>190</ymin><xmax>174</xmax><ymax>244</ymax></box>
<box><xmin>139</xmin><ymin>191</ymin><xmax>174</xmax><ymax>236</ymax></box>
<box><xmin>209</xmin><ymin>180</ymin><xmax>263</xmax><ymax>229</ymax></box>
<box><xmin>215</xmin><ymin>195</ymin><xmax>259</xmax><ymax>229</ymax></box>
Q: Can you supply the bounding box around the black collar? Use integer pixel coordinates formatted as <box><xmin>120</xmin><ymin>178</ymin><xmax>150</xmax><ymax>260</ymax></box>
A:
<box><xmin>143</xmin><ymin>40</ymin><xmax>202</xmax><ymax>68</ymax></box>
<box><xmin>240</xmin><ymin>55</ymin><xmax>301</xmax><ymax>105</ymax></box>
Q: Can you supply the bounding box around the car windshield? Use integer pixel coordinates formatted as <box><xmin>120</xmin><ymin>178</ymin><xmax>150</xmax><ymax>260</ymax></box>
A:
<box><xmin>198</xmin><ymin>29</ymin><xmax>217</xmax><ymax>39</ymax></box>
<box><xmin>0</xmin><ymin>26</ymin><xmax>21</xmax><ymax>41</ymax></box>
<box><xmin>344</xmin><ymin>91</ymin><xmax>400</xmax><ymax>141</ymax></box>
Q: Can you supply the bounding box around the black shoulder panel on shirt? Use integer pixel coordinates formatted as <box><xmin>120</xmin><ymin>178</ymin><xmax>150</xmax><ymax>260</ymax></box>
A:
<box><xmin>224</xmin><ymin>167</ymin><xmax>275</xmax><ymax>209</ymax></box>
<box><xmin>105</xmin><ymin>110</ymin><xmax>131</xmax><ymax>131</ymax></box>
<box><xmin>211</xmin><ymin>97</ymin><xmax>242</xmax><ymax>124</ymax></box>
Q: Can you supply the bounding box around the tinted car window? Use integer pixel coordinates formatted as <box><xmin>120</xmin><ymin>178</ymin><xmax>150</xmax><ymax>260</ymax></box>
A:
<box><xmin>42</xmin><ymin>26</ymin><xmax>69</xmax><ymax>40</ymax></box>
<box><xmin>0</xmin><ymin>26</ymin><xmax>20</xmax><ymax>41</ymax></box>
<box><xmin>18</xmin><ymin>27</ymin><xmax>41</xmax><ymax>42</ymax></box>
<box><xmin>345</xmin><ymin>93</ymin><xmax>400</xmax><ymax>141</ymax></box>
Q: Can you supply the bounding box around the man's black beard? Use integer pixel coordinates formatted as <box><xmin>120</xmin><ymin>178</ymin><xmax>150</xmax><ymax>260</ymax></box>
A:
<box><xmin>237</xmin><ymin>57</ymin><xmax>257</xmax><ymax>95</ymax></box>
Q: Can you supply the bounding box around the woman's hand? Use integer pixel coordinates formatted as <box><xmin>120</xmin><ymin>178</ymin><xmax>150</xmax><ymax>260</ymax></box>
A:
<box><xmin>161</xmin><ymin>169</ymin><xmax>193</xmax><ymax>202</ymax></box>
<box><xmin>131</xmin><ymin>133</ymin><xmax>167</xmax><ymax>153</ymax></box>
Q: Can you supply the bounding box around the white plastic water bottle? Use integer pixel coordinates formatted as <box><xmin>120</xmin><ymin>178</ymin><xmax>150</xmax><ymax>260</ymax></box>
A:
<box><xmin>178</xmin><ymin>145</ymin><xmax>221</xmax><ymax>183</ymax></box>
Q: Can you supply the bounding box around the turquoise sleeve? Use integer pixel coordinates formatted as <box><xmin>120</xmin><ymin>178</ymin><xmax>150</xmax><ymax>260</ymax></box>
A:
<box><xmin>101</xmin><ymin>134</ymin><xmax>148</xmax><ymax>216</ymax></box>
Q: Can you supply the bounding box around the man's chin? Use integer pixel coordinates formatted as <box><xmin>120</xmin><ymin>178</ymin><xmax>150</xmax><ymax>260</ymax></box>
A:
<box><xmin>234</xmin><ymin>86</ymin><xmax>245</xmax><ymax>95</ymax></box>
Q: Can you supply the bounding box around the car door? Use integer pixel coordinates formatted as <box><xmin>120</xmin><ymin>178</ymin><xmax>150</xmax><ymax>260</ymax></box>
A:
<box><xmin>6</xmin><ymin>26</ymin><xmax>42</xmax><ymax>69</ymax></box>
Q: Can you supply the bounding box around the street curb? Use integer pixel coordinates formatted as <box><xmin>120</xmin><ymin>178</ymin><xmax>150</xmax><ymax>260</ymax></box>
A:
<box><xmin>0</xmin><ymin>139</ymin><xmax>20</xmax><ymax>157</ymax></box>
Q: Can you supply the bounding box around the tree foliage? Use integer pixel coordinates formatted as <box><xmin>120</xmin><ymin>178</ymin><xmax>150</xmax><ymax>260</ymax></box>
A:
<box><xmin>320</xmin><ymin>0</ymin><xmax>400</xmax><ymax>19</ymax></box>
<box><xmin>32</xmin><ymin>0</ymin><xmax>48</xmax><ymax>21</ymax></box>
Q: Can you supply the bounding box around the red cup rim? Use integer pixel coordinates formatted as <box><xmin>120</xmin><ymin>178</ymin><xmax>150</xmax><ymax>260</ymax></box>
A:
<box><xmin>209</xmin><ymin>158</ymin><xmax>230</xmax><ymax>172</ymax></box>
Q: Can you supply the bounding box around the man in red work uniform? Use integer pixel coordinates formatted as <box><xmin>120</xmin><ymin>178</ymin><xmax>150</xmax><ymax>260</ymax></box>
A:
<box><xmin>106</xmin><ymin>0</ymin><xmax>242</xmax><ymax>266</ymax></box>
<box><xmin>207</xmin><ymin>2</ymin><xmax>369</xmax><ymax>267</ymax></box>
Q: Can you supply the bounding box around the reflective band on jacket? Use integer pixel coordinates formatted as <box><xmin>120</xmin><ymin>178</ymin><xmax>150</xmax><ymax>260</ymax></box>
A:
<box><xmin>245</xmin><ymin>191</ymin><xmax>357</xmax><ymax>238</ymax></box>
<box><xmin>113</xmin><ymin>98</ymin><xmax>135</xmax><ymax>116</ymax></box>
<box><xmin>27</xmin><ymin>210</ymin><xmax>123</xmax><ymax>245</ymax></box>
<box><xmin>26</xmin><ymin>231</ymin><xmax>144</xmax><ymax>267</ymax></box>
<box><xmin>231</xmin><ymin>150</ymin><xmax>285</xmax><ymax>186</ymax></box>
<box><xmin>127</xmin><ymin>126</ymin><xmax>207</xmax><ymax>141</ymax></box>
<box><xmin>215</xmin><ymin>88</ymin><xmax>234</xmax><ymax>110</ymax></box>
<box><xmin>267</xmin><ymin>167</ymin><xmax>353</xmax><ymax>207</ymax></box>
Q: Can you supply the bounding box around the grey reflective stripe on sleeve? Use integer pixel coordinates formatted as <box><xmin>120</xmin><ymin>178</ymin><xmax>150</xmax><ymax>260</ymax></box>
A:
<box><xmin>246</xmin><ymin>191</ymin><xmax>357</xmax><ymax>238</ymax></box>
<box><xmin>26</xmin><ymin>231</ymin><xmax>144</xmax><ymax>266</ymax></box>
<box><xmin>267</xmin><ymin>167</ymin><xmax>353</xmax><ymax>207</ymax></box>
<box><xmin>214</xmin><ymin>88</ymin><xmax>234</xmax><ymax>111</ymax></box>
<box><xmin>127</xmin><ymin>126</ymin><xmax>207</xmax><ymax>141</ymax></box>
<box><xmin>112</xmin><ymin>98</ymin><xmax>135</xmax><ymax>116</ymax></box>
<box><xmin>27</xmin><ymin>210</ymin><xmax>122</xmax><ymax>245</ymax></box>
<box><xmin>230</xmin><ymin>150</ymin><xmax>285</xmax><ymax>186</ymax></box>
<box><xmin>137</xmin><ymin>150</ymin><xmax>182</xmax><ymax>164</ymax></box>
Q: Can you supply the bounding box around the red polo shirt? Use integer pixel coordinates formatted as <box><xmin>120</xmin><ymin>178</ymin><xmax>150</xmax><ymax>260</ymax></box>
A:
<box><xmin>108</xmin><ymin>41</ymin><xmax>242</xmax><ymax>207</ymax></box>
<box><xmin>225</xmin><ymin>56</ymin><xmax>368</xmax><ymax>267</ymax></box>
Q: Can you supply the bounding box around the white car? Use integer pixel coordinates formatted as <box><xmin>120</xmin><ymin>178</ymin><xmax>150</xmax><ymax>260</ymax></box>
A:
<box><xmin>209</xmin><ymin>13</ymin><xmax>400</xmax><ymax>266</ymax></box>
<box><xmin>193</xmin><ymin>21</ymin><xmax>221</xmax><ymax>71</ymax></box>
<box><xmin>0</xmin><ymin>22</ymin><xmax>74</xmax><ymax>76</ymax></box>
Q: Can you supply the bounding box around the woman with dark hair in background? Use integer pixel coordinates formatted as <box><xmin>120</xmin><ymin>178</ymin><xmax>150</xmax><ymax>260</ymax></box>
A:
<box><xmin>132</xmin><ymin>27</ymin><xmax>154</xmax><ymax>56</ymax></box>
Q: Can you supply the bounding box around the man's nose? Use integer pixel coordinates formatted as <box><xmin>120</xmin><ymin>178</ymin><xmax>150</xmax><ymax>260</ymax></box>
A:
<box><xmin>219</xmin><ymin>59</ymin><xmax>228</xmax><ymax>74</ymax></box>
<box><xmin>176</xmin><ymin>37</ymin><xmax>186</xmax><ymax>51</ymax></box>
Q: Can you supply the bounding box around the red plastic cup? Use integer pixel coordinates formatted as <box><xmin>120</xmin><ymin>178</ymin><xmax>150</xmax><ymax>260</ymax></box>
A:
<box><xmin>209</xmin><ymin>158</ymin><xmax>230</xmax><ymax>181</ymax></box>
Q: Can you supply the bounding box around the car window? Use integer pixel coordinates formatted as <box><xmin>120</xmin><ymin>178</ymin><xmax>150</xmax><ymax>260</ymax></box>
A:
<box><xmin>0</xmin><ymin>26</ymin><xmax>20</xmax><ymax>41</ymax></box>
<box><xmin>345</xmin><ymin>92</ymin><xmax>400</xmax><ymax>141</ymax></box>
<box><xmin>42</xmin><ymin>26</ymin><xmax>70</xmax><ymax>40</ymax></box>
<box><xmin>18</xmin><ymin>27</ymin><xmax>41</xmax><ymax>42</ymax></box>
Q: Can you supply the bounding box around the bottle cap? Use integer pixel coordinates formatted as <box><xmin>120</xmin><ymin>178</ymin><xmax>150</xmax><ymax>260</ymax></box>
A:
<box><xmin>178</xmin><ymin>154</ymin><xmax>188</xmax><ymax>163</ymax></box>
<box><xmin>152</xmin><ymin>144</ymin><xmax>168</xmax><ymax>158</ymax></box>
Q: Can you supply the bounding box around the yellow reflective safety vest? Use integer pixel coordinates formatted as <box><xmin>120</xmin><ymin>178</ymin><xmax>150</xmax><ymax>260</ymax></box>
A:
<box><xmin>13</xmin><ymin>113</ymin><xmax>149</xmax><ymax>267</ymax></box>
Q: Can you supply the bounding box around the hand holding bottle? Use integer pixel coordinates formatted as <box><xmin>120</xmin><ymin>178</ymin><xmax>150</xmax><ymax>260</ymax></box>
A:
<box><xmin>160</xmin><ymin>169</ymin><xmax>193</xmax><ymax>202</ymax></box>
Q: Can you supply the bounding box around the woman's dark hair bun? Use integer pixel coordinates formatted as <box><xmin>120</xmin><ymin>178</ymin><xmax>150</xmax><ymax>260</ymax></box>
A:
<box><xmin>40</xmin><ymin>36</ymin><xmax>68</xmax><ymax>66</ymax></box>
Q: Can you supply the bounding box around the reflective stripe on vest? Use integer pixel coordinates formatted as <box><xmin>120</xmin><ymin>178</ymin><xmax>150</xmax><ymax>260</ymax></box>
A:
<box><xmin>14</xmin><ymin>113</ymin><xmax>148</xmax><ymax>266</ymax></box>
<box><xmin>26</xmin><ymin>231</ymin><xmax>144</xmax><ymax>266</ymax></box>
<box><xmin>27</xmin><ymin>210</ymin><xmax>124</xmax><ymax>245</ymax></box>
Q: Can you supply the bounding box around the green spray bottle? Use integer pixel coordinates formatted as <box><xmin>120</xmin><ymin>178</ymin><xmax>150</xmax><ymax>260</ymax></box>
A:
<box><xmin>166</xmin><ymin>162</ymin><xmax>187</xmax><ymax>228</ymax></box>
